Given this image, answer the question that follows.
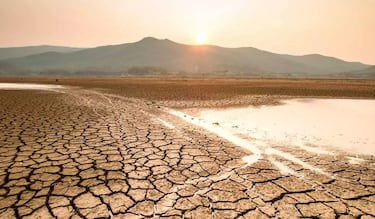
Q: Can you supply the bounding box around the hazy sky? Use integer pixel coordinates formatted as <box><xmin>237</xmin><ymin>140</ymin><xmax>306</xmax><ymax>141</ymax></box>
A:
<box><xmin>1</xmin><ymin>0</ymin><xmax>374</xmax><ymax>64</ymax></box>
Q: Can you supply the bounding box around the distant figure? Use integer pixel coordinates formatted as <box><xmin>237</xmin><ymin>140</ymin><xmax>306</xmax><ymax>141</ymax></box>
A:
<box><xmin>55</xmin><ymin>79</ymin><xmax>59</xmax><ymax>83</ymax></box>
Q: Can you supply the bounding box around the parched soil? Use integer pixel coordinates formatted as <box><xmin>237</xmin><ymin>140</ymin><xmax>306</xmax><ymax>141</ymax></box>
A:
<box><xmin>0</xmin><ymin>78</ymin><xmax>374</xmax><ymax>218</ymax></box>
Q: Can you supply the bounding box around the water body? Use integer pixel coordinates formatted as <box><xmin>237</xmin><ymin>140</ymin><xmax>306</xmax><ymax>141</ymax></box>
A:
<box><xmin>0</xmin><ymin>83</ymin><xmax>64</xmax><ymax>91</ymax></box>
<box><xmin>199</xmin><ymin>99</ymin><xmax>375</xmax><ymax>155</ymax></box>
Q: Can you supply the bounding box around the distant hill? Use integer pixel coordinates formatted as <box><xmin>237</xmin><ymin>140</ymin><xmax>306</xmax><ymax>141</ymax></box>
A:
<box><xmin>281</xmin><ymin>54</ymin><xmax>367</xmax><ymax>74</ymax></box>
<box><xmin>0</xmin><ymin>37</ymin><xmax>371</xmax><ymax>78</ymax></box>
<box><xmin>0</xmin><ymin>45</ymin><xmax>83</xmax><ymax>60</ymax></box>
<box><xmin>0</xmin><ymin>61</ymin><xmax>19</xmax><ymax>75</ymax></box>
<box><xmin>356</xmin><ymin>65</ymin><xmax>375</xmax><ymax>73</ymax></box>
<box><xmin>340</xmin><ymin>65</ymin><xmax>375</xmax><ymax>79</ymax></box>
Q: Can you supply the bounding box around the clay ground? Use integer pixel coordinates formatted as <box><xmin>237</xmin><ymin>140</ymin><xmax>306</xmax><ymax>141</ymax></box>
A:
<box><xmin>0</xmin><ymin>78</ymin><xmax>374</xmax><ymax>218</ymax></box>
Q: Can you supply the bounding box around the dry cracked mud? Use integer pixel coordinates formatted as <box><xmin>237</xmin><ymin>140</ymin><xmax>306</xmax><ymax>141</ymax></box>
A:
<box><xmin>0</xmin><ymin>85</ymin><xmax>374</xmax><ymax>219</ymax></box>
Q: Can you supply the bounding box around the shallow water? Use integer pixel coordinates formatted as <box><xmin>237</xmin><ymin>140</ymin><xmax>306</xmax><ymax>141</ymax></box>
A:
<box><xmin>199</xmin><ymin>98</ymin><xmax>375</xmax><ymax>155</ymax></box>
<box><xmin>0</xmin><ymin>83</ymin><xmax>64</xmax><ymax>91</ymax></box>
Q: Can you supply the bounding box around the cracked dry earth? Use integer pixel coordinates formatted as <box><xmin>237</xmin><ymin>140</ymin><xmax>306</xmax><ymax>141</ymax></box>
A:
<box><xmin>0</xmin><ymin>86</ymin><xmax>374</xmax><ymax>219</ymax></box>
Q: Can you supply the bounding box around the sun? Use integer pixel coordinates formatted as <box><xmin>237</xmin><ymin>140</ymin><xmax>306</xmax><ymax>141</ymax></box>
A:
<box><xmin>195</xmin><ymin>33</ymin><xmax>207</xmax><ymax>44</ymax></box>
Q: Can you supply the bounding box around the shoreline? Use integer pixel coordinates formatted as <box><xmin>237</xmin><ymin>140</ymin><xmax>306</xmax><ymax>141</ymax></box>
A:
<box><xmin>0</xmin><ymin>77</ymin><xmax>374</xmax><ymax>100</ymax></box>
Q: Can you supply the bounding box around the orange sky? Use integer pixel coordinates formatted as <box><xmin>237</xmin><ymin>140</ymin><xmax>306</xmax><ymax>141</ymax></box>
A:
<box><xmin>0</xmin><ymin>0</ymin><xmax>374</xmax><ymax>64</ymax></box>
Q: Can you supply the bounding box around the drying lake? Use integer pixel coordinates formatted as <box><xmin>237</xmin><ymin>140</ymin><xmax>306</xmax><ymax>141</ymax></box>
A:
<box><xmin>1</xmin><ymin>79</ymin><xmax>375</xmax><ymax>218</ymax></box>
<box><xmin>198</xmin><ymin>98</ymin><xmax>375</xmax><ymax>155</ymax></box>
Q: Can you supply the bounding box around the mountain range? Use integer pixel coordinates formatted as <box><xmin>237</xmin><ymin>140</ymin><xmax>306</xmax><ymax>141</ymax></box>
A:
<box><xmin>0</xmin><ymin>45</ymin><xmax>83</xmax><ymax>60</ymax></box>
<box><xmin>0</xmin><ymin>37</ymin><xmax>373</xmax><ymax>78</ymax></box>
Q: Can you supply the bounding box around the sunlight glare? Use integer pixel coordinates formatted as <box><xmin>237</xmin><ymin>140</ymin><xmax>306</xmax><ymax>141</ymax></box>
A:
<box><xmin>195</xmin><ymin>33</ymin><xmax>207</xmax><ymax>44</ymax></box>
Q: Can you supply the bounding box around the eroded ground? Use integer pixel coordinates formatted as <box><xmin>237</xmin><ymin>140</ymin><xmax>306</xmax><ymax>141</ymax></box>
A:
<box><xmin>0</xmin><ymin>82</ymin><xmax>374</xmax><ymax>219</ymax></box>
